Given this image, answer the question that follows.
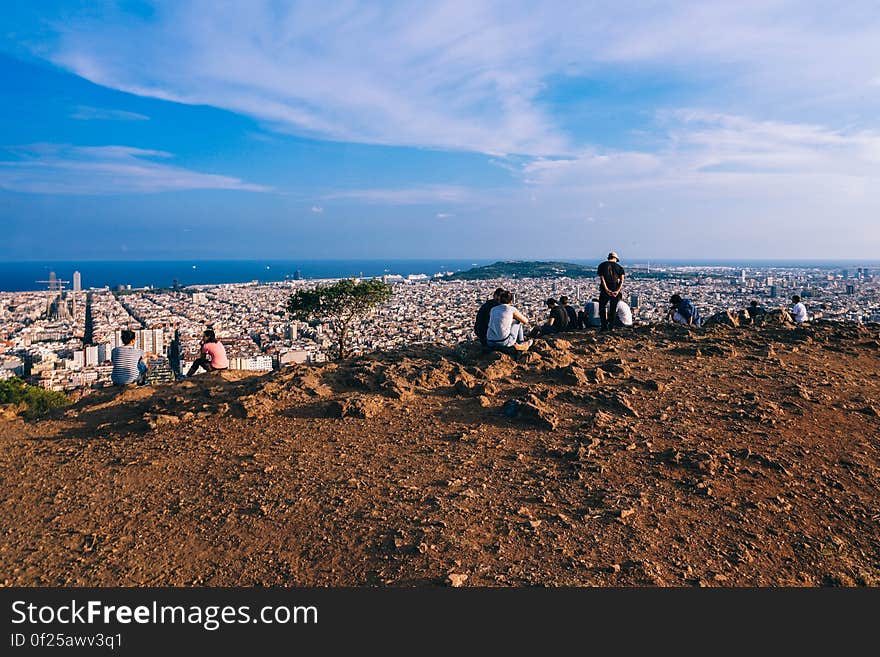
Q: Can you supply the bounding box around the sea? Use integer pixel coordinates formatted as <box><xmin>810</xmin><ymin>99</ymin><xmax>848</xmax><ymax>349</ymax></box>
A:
<box><xmin>1</xmin><ymin>259</ymin><xmax>875</xmax><ymax>293</ymax></box>
<box><xmin>0</xmin><ymin>260</ymin><xmax>490</xmax><ymax>292</ymax></box>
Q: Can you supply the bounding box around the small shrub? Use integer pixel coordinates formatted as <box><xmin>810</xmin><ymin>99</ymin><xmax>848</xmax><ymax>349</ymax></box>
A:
<box><xmin>0</xmin><ymin>377</ymin><xmax>70</xmax><ymax>419</ymax></box>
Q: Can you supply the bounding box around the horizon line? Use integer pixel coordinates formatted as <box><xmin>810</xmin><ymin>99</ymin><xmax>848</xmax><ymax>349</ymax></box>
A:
<box><xmin>2</xmin><ymin>257</ymin><xmax>880</xmax><ymax>264</ymax></box>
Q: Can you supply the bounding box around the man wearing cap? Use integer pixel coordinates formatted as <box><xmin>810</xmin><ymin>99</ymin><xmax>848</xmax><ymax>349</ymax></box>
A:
<box><xmin>597</xmin><ymin>252</ymin><xmax>625</xmax><ymax>332</ymax></box>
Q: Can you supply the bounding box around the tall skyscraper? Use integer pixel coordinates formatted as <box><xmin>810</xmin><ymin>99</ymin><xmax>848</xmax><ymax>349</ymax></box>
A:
<box><xmin>769</xmin><ymin>285</ymin><xmax>778</xmax><ymax>298</ymax></box>
<box><xmin>72</xmin><ymin>271</ymin><xmax>82</xmax><ymax>292</ymax></box>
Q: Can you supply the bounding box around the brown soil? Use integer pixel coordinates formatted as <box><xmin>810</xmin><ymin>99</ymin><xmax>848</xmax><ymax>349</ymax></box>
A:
<box><xmin>2</xmin><ymin>322</ymin><xmax>879</xmax><ymax>587</ymax></box>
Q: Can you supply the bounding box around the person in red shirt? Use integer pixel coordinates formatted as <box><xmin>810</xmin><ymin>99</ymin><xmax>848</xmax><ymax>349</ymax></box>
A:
<box><xmin>186</xmin><ymin>329</ymin><xmax>229</xmax><ymax>377</ymax></box>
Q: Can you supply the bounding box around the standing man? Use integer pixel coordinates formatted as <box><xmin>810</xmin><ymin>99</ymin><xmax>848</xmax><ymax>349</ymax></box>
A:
<box><xmin>597</xmin><ymin>252</ymin><xmax>625</xmax><ymax>332</ymax></box>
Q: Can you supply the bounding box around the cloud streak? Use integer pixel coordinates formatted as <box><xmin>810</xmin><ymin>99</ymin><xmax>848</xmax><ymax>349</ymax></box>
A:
<box><xmin>522</xmin><ymin>112</ymin><xmax>880</xmax><ymax>190</ymax></box>
<box><xmin>70</xmin><ymin>105</ymin><xmax>149</xmax><ymax>121</ymax></box>
<box><xmin>325</xmin><ymin>185</ymin><xmax>473</xmax><ymax>205</ymax></box>
<box><xmin>0</xmin><ymin>144</ymin><xmax>269</xmax><ymax>195</ymax></box>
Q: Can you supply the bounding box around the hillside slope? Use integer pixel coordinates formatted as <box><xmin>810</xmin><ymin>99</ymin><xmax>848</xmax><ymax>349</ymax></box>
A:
<box><xmin>2</xmin><ymin>322</ymin><xmax>879</xmax><ymax>586</ymax></box>
<box><xmin>444</xmin><ymin>260</ymin><xmax>595</xmax><ymax>280</ymax></box>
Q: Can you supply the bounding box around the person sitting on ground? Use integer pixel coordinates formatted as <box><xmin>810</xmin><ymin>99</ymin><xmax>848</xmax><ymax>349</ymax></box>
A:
<box><xmin>614</xmin><ymin>299</ymin><xmax>634</xmax><ymax>327</ymax></box>
<box><xmin>111</xmin><ymin>329</ymin><xmax>153</xmax><ymax>386</ymax></box>
<box><xmin>186</xmin><ymin>329</ymin><xmax>229</xmax><ymax>376</ymax></box>
<box><xmin>530</xmin><ymin>298</ymin><xmax>569</xmax><ymax>337</ymax></box>
<box><xmin>580</xmin><ymin>298</ymin><xmax>601</xmax><ymax>329</ymax></box>
<box><xmin>475</xmin><ymin>287</ymin><xmax>505</xmax><ymax>346</ymax></box>
<box><xmin>559</xmin><ymin>295</ymin><xmax>579</xmax><ymax>330</ymax></box>
<box><xmin>668</xmin><ymin>293</ymin><xmax>702</xmax><ymax>326</ymax></box>
<box><xmin>703</xmin><ymin>309</ymin><xmax>740</xmax><ymax>328</ymax></box>
<box><xmin>746</xmin><ymin>300</ymin><xmax>766</xmax><ymax>323</ymax></box>
<box><xmin>167</xmin><ymin>326</ymin><xmax>184</xmax><ymax>380</ymax></box>
<box><xmin>486</xmin><ymin>291</ymin><xmax>533</xmax><ymax>352</ymax></box>
<box><xmin>789</xmin><ymin>295</ymin><xmax>809</xmax><ymax>324</ymax></box>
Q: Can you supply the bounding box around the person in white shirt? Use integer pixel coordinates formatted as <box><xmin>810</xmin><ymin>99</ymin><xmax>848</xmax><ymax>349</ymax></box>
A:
<box><xmin>790</xmin><ymin>295</ymin><xmax>809</xmax><ymax>324</ymax></box>
<box><xmin>486</xmin><ymin>290</ymin><xmax>533</xmax><ymax>351</ymax></box>
<box><xmin>614</xmin><ymin>300</ymin><xmax>633</xmax><ymax>327</ymax></box>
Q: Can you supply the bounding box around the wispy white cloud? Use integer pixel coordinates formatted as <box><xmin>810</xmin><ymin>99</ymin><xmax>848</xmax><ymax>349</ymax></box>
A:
<box><xmin>503</xmin><ymin>111</ymin><xmax>880</xmax><ymax>257</ymax></box>
<box><xmin>70</xmin><ymin>105</ymin><xmax>149</xmax><ymax>121</ymax></box>
<box><xmin>311</xmin><ymin>205</ymin><xmax>324</xmax><ymax>213</ymax></box>
<box><xmin>436</xmin><ymin>212</ymin><xmax>454</xmax><ymax>219</ymax></box>
<box><xmin>325</xmin><ymin>185</ymin><xmax>473</xmax><ymax>205</ymax></box>
<box><xmin>521</xmin><ymin>112</ymin><xmax>880</xmax><ymax>191</ymax></box>
<box><xmin>35</xmin><ymin>1</ymin><xmax>880</xmax><ymax>157</ymax></box>
<box><xmin>0</xmin><ymin>144</ymin><xmax>269</xmax><ymax>195</ymax></box>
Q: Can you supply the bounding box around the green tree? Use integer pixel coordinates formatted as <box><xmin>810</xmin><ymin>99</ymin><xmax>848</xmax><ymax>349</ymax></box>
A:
<box><xmin>0</xmin><ymin>377</ymin><xmax>70</xmax><ymax>419</ymax></box>
<box><xmin>286</xmin><ymin>279</ymin><xmax>394</xmax><ymax>359</ymax></box>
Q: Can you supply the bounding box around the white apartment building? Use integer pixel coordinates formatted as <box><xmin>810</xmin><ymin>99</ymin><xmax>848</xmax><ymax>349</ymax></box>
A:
<box><xmin>113</xmin><ymin>328</ymin><xmax>164</xmax><ymax>354</ymax></box>
<box><xmin>230</xmin><ymin>355</ymin><xmax>273</xmax><ymax>371</ymax></box>
<box><xmin>84</xmin><ymin>345</ymin><xmax>99</xmax><ymax>367</ymax></box>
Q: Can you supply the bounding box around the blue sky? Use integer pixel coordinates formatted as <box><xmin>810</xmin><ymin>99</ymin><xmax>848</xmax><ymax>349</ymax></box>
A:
<box><xmin>2</xmin><ymin>1</ymin><xmax>880</xmax><ymax>260</ymax></box>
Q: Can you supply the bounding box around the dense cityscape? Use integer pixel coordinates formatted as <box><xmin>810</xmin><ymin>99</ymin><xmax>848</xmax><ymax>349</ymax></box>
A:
<box><xmin>1</xmin><ymin>263</ymin><xmax>878</xmax><ymax>394</ymax></box>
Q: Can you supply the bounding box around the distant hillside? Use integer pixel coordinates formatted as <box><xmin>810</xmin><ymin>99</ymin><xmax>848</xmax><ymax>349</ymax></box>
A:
<box><xmin>445</xmin><ymin>261</ymin><xmax>595</xmax><ymax>280</ymax></box>
<box><xmin>447</xmin><ymin>260</ymin><xmax>702</xmax><ymax>281</ymax></box>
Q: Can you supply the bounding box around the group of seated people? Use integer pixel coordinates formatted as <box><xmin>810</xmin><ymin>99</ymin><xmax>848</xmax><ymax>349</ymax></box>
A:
<box><xmin>474</xmin><ymin>289</ymin><xmax>534</xmax><ymax>351</ymax></box>
<box><xmin>668</xmin><ymin>294</ymin><xmax>811</xmax><ymax>327</ymax></box>
<box><xmin>476</xmin><ymin>288</ymin><xmax>813</xmax><ymax>351</ymax></box>
<box><xmin>474</xmin><ymin>288</ymin><xmax>633</xmax><ymax>352</ymax></box>
<box><xmin>110</xmin><ymin>328</ymin><xmax>229</xmax><ymax>388</ymax></box>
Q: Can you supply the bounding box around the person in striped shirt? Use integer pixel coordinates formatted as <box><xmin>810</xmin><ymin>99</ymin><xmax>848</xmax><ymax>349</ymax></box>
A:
<box><xmin>111</xmin><ymin>329</ymin><xmax>153</xmax><ymax>386</ymax></box>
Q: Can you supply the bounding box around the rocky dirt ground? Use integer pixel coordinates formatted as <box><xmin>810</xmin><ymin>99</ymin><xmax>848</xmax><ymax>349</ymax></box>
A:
<box><xmin>2</xmin><ymin>322</ymin><xmax>879</xmax><ymax>587</ymax></box>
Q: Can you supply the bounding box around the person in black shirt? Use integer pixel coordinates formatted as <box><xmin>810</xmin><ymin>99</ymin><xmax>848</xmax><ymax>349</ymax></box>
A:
<box><xmin>746</xmin><ymin>300</ymin><xmax>766</xmax><ymax>324</ymax></box>
<box><xmin>531</xmin><ymin>298</ymin><xmax>569</xmax><ymax>336</ymax></box>
<box><xmin>597</xmin><ymin>252</ymin><xmax>625</xmax><ymax>331</ymax></box>
<box><xmin>167</xmin><ymin>326</ymin><xmax>184</xmax><ymax>380</ymax></box>
<box><xmin>474</xmin><ymin>287</ymin><xmax>505</xmax><ymax>346</ymax></box>
<box><xmin>559</xmin><ymin>295</ymin><xmax>579</xmax><ymax>330</ymax></box>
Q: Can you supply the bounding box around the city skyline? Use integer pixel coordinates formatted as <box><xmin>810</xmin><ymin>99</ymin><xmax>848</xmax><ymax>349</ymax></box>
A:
<box><xmin>2</xmin><ymin>2</ymin><xmax>880</xmax><ymax>260</ymax></box>
<box><xmin>3</xmin><ymin>261</ymin><xmax>878</xmax><ymax>392</ymax></box>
